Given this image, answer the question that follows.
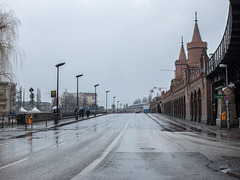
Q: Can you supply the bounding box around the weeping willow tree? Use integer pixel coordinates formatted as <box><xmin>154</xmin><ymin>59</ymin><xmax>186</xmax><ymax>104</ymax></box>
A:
<box><xmin>0</xmin><ymin>5</ymin><xmax>22</xmax><ymax>82</ymax></box>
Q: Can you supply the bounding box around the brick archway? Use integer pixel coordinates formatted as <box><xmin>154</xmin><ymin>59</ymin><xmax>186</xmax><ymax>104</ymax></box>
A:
<box><xmin>198</xmin><ymin>89</ymin><xmax>202</xmax><ymax>122</ymax></box>
<box><xmin>191</xmin><ymin>92</ymin><xmax>193</xmax><ymax>121</ymax></box>
<box><xmin>194</xmin><ymin>90</ymin><xmax>197</xmax><ymax>122</ymax></box>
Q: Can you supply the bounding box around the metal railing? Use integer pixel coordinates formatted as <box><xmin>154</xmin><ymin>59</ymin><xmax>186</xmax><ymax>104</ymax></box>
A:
<box><xmin>206</xmin><ymin>5</ymin><xmax>232</xmax><ymax>76</ymax></box>
<box><xmin>1</xmin><ymin>114</ymin><xmax>17</xmax><ymax>128</ymax></box>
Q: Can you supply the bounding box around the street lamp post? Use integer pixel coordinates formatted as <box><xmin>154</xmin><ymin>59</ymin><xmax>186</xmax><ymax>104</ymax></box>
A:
<box><xmin>219</xmin><ymin>64</ymin><xmax>230</xmax><ymax>130</ymax></box>
<box><xmin>55</xmin><ymin>62</ymin><xmax>65</xmax><ymax>124</ymax></box>
<box><xmin>94</xmin><ymin>84</ymin><xmax>99</xmax><ymax>117</ymax></box>
<box><xmin>106</xmin><ymin>90</ymin><xmax>110</xmax><ymax>113</ymax></box>
<box><xmin>76</xmin><ymin>74</ymin><xmax>83</xmax><ymax>120</ymax></box>
<box><xmin>113</xmin><ymin>96</ymin><xmax>116</xmax><ymax>113</ymax></box>
<box><xmin>117</xmin><ymin>101</ymin><xmax>119</xmax><ymax>113</ymax></box>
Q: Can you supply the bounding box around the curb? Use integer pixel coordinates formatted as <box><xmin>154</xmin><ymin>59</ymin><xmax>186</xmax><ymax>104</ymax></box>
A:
<box><xmin>227</xmin><ymin>170</ymin><xmax>240</xmax><ymax>179</ymax></box>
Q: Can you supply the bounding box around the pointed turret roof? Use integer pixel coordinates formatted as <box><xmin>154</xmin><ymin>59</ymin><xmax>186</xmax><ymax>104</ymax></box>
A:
<box><xmin>178</xmin><ymin>36</ymin><xmax>187</xmax><ymax>61</ymax></box>
<box><xmin>191</xmin><ymin>12</ymin><xmax>202</xmax><ymax>42</ymax></box>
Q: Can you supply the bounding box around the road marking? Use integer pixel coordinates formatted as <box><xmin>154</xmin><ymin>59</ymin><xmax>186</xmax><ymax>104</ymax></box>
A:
<box><xmin>0</xmin><ymin>158</ymin><xmax>28</xmax><ymax>170</ymax></box>
<box><xmin>50</xmin><ymin>141</ymin><xmax>65</xmax><ymax>149</ymax></box>
<box><xmin>72</xmin><ymin>114</ymin><xmax>133</xmax><ymax>180</ymax></box>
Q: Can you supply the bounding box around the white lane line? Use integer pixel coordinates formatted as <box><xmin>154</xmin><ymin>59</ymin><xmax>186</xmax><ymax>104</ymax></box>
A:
<box><xmin>50</xmin><ymin>141</ymin><xmax>65</xmax><ymax>149</ymax></box>
<box><xmin>0</xmin><ymin>158</ymin><xmax>28</xmax><ymax>170</ymax></box>
<box><xmin>72</xmin><ymin>114</ymin><xmax>133</xmax><ymax>180</ymax></box>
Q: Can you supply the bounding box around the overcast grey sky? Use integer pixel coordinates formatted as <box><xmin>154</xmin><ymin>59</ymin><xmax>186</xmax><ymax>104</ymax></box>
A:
<box><xmin>2</xmin><ymin>0</ymin><xmax>229</xmax><ymax>106</ymax></box>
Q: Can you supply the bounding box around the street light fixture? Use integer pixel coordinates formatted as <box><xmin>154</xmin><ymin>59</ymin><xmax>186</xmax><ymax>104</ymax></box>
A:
<box><xmin>94</xmin><ymin>84</ymin><xmax>99</xmax><ymax>117</ymax></box>
<box><xmin>76</xmin><ymin>74</ymin><xmax>83</xmax><ymax>119</ymax></box>
<box><xmin>219</xmin><ymin>64</ymin><xmax>228</xmax><ymax>87</ymax></box>
<box><xmin>219</xmin><ymin>64</ymin><xmax>230</xmax><ymax>130</ymax></box>
<box><xmin>106</xmin><ymin>90</ymin><xmax>110</xmax><ymax>113</ymax></box>
<box><xmin>55</xmin><ymin>62</ymin><xmax>65</xmax><ymax>124</ymax></box>
<box><xmin>113</xmin><ymin>96</ymin><xmax>116</xmax><ymax>113</ymax></box>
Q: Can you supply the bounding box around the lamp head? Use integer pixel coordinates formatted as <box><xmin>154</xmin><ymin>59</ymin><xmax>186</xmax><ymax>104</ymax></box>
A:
<box><xmin>219</xmin><ymin>64</ymin><xmax>228</xmax><ymax>68</ymax></box>
<box><xmin>76</xmin><ymin>74</ymin><xmax>83</xmax><ymax>78</ymax></box>
<box><xmin>56</xmin><ymin>62</ymin><xmax>65</xmax><ymax>67</ymax></box>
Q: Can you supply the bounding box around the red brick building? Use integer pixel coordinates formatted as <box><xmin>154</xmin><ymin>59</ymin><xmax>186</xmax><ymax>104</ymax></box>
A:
<box><xmin>161</xmin><ymin>15</ymin><xmax>211</xmax><ymax>125</ymax></box>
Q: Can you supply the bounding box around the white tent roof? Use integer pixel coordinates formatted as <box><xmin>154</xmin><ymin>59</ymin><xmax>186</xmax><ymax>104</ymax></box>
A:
<box><xmin>19</xmin><ymin>107</ymin><xmax>27</xmax><ymax>113</ymax></box>
<box><xmin>31</xmin><ymin>107</ymin><xmax>41</xmax><ymax>113</ymax></box>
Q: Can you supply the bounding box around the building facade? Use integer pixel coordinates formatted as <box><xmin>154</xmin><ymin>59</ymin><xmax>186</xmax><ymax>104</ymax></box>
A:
<box><xmin>161</xmin><ymin>15</ymin><xmax>211</xmax><ymax>125</ymax></box>
<box><xmin>56</xmin><ymin>90</ymin><xmax>97</xmax><ymax>112</ymax></box>
<box><xmin>0</xmin><ymin>82</ymin><xmax>16</xmax><ymax>116</ymax></box>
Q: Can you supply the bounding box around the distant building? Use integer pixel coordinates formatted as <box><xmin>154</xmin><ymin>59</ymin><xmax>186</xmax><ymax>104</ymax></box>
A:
<box><xmin>55</xmin><ymin>90</ymin><xmax>97</xmax><ymax>112</ymax></box>
<box><xmin>127</xmin><ymin>102</ymin><xmax>150</xmax><ymax>113</ymax></box>
<box><xmin>149</xmin><ymin>96</ymin><xmax>161</xmax><ymax>113</ymax></box>
<box><xmin>0</xmin><ymin>82</ymin><xmax>16</xmax><ymax>116</ymax></box>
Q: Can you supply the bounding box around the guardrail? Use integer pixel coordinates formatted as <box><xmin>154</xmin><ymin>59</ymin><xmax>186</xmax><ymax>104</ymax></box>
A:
<box><xmin>206</xmin><ymin>5</ymin><xmax>232</xmax><ymax>77</ymax></box>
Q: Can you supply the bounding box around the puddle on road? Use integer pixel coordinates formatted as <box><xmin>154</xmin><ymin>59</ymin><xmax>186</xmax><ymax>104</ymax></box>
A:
<box><xmin>140</xmin><ymin>147</ymin><xmax>156</xmax><ymax>151</ymax></box>
<box><xmin>15</xmin><ymin>132</ymin><xmax>46</xmax><ymax>140</ymax></box>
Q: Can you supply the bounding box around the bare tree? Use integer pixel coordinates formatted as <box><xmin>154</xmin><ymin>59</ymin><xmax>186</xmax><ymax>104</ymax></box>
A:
<box><xmin>0</xmin><ymin>5</ymin><xmax>22</xmax><ymax>82</ymax></box>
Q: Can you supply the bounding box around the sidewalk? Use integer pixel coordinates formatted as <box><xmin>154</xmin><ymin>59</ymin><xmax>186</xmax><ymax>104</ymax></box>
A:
<box><xmin>149</xmin><ymin>113</ymin><xmax>240</xmax><ymax>179</ymax></box>
<box><xmin>0</xmin><ymin>115</ymin><xmax>101</xmax><ymax>141</ymax></box>
<box><xmin>150</xmin><ymin>113</ymin><xmax>240</xmax><ymax>139</ymax></box>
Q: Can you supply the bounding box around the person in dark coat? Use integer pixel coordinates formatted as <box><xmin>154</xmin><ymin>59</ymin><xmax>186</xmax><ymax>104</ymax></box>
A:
<box><xmin>81</xmin><ymin>108</ymin><xmax>85</xmax><ymax>118</ymax></box>
<box><xmin>86</xmin><ymin>108</ymin><xmax>90</xmax><ymax>118</ymax></box>
<box><xmin>74</xmin><ymin>108</ymin><xmax>78</xmax><ymax>119</ymax></box>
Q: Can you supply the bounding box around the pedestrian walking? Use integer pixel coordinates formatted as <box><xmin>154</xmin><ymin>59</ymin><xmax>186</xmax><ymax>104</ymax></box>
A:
<box><xmin>74</xmin><ymin>108</ymin><xmax>78</xmax><ymax>119</ymax></box>
<box><xmin>86</xmin><ymin>108</ymin><xmax>90</xmax><ymax>118</ymax></box>
<box><xmin>81</xmin><ymin>108</ymin><xmax>85</xmax><ymax>118</ymax></box>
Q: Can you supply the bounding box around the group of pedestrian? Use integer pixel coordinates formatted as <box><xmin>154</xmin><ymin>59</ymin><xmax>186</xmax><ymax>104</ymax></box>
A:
<box><xmin>74</xmin><ymin>107</ymin><xmax>91</xmax><ymax>119</ymax></box>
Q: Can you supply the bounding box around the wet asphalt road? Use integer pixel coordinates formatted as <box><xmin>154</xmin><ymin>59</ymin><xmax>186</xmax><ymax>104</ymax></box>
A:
<box><xmin>0</xmin><ymin>113</ymin><xmax>240</xmax><ymax>180</ymax></box>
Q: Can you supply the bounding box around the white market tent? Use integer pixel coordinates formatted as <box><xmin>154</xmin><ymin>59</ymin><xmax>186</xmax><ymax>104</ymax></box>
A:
<box><xmin>31</xmin><ymin>107</ymin><xmax>41</xmax><ymax>113</ymax></box>
<box><xmin>19</xmin><ymin>107</ymin><xmax>27</xmax><ymax>113</ymax></box>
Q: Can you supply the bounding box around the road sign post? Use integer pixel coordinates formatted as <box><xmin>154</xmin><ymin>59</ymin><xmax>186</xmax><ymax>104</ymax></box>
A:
<box><xmin>224</xmin><ymin>88</ymin><xmax>231</xmax><ymax>131</ymax></box>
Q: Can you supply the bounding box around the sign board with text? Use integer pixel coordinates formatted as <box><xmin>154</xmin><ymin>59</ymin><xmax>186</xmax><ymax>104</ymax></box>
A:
<box><xmin>51</xmin><ymin>91</ymin><xmax>56</xmax><ymax>98</ymax></box>
<box><xmin>214</xmin><ymin>94</ymin><xmax>226</xmax><ymax>99</ymax></box>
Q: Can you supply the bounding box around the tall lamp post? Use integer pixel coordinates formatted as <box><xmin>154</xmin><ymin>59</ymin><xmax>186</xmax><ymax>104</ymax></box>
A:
<box><xmin>55</xmin><ymin>62</ymin><xmax>65</xmax><ymax>124</ymax></box>
<box><xmin>106</xmin><ymin>90</ymin><xmax>110</xmax><ymax>113</ymax></box>
<box><xmin>113</xmin><ymin>96</ymin><xmax>116</xmax><ymax>113</ymax></box>
<box><xmin>76</xmin><ymin>74</ymin><xmax>83</xmax><ymax>119</ymax></box>
<box><xmin>94</xmin><ymin>84</ymin><xmax>99</xmax><ymax>117</ymax></box>
<box><xmin>219</xmin><ymin>64</ymin><xmax>230</xmax><ymax>130</ymax></box>
<box><xmin>117</xmin><ymin>101</ymin><xmax>119</xmax><ymax>113</ymax></box>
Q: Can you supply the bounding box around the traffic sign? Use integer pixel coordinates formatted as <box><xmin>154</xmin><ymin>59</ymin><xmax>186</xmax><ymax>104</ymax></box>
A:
<box><xmin>214</xmin><ymin>94</ymin><xmax>226</xmax><ymax>99</ymax></box>
<box><xmin>225</xmin><ymin>95</ymin><xmax>230</xmax><ymax>101</ymax></box>
<box><xmin>29</xmin><ymin>87</ymin><xmax>34</xmax><ymax>93</ymax></box>
<box><xmin>51</xmin><ymin>90</ymin><xmax>56</xmax><ymax>98</ymax></box>
<box><xmin>224</xmin><ymin>88</ymin><xmax>232</xmax><ymax>96</ymax></box>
